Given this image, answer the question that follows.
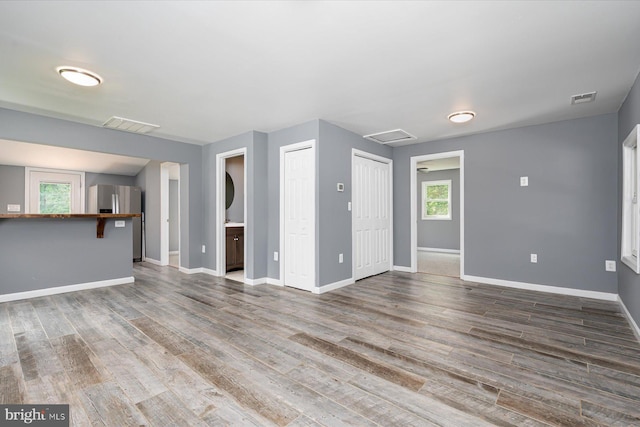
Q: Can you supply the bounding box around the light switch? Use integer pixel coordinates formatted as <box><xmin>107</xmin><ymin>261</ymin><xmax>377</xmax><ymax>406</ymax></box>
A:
<box><xmin>520</xmin><ymin>176</ymin><xmax>529</xmax><ymax>187</ymax></box>
<box><xmin>348</xmin><ymin>202</ymin><xmax>352</xmax><ymax>211</ymax></box>
<box><xmin>530</xmin><ymin>253</ymin><xmax>537</xmax><ymax>263</ymax></box>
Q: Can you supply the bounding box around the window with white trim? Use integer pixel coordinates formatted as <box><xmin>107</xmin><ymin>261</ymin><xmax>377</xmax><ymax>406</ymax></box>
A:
<box><xmin>25</xmin><ymin>168</ymin><xmax>85</xmax><ymax>214</ymax></box>
<box><xmin>622</xmin><ymin>125</ymin><xmax>640</xmax><ymax>273</ymax></box>
<box><xmin>422</xmin><ymin>179</ymin><xmax>451</xmax><ymax>220</ymax></box>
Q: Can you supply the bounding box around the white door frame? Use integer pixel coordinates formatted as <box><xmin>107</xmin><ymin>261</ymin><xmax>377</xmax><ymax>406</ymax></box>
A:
<box><xmin>160</xmin><ymin>163</ymin><xmax>171</xmax><ymax>266</ymax></box>
<box><xmin>410</xmin><ymin>150</ymin><xmax>464</xmax><ymax>275</ymax></box>
<box><xmin>280</xmin><ymin>139</ymin><xmax>316</xmax><ymax>290</ymax></box>
<box><xmin>216</xmin><ymin>148</ymin><xmax>247</xmax><ymax>280</ymax></box>
<box><xmin>352</xmin><ymin>149</ymin><xmax>393</xmax><ymax>280</ymax></box>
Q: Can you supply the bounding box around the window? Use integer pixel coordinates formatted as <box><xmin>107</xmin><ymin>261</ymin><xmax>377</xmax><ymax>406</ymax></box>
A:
<box><xmin>422</xmin><ymin>179</ymin><xmax>451</xmax><ymax>220</ymax></box>
<box><xmin>25</xmin><ymin>168</ymin><xmax>85</xmax><ymax>214</ymax></box>
<box><xmin>622</xmin><ymin>125</ymin><xmax>640</xmax><ymax>273</ymax></box>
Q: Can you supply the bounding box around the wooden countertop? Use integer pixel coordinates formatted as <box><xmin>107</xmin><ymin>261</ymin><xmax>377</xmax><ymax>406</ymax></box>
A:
<box><xmin>0</xmin><ymin>213</ymin><xmax>141</xmax><ymax>238</ymax></box>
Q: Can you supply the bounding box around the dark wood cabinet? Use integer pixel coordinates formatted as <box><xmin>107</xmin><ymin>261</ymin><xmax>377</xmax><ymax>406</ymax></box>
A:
<box><xmin>225</xmin><ymin>226</ymin><xmax>244</xmax><ymax>271</ymax></box>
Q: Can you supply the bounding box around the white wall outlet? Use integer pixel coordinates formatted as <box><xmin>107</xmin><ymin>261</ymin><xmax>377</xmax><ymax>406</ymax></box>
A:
<box><xmin>530</xmin><ymin>253</ymin><xmax>538</xmax><ymax>263</ymax></box>
<box><xmin>520</xmin><ymin>176</ymin><xmax>529</xmax><ymax>187</ymax></box>
<box><xmin>7</xmin><ymin>204</ymin><xmax>20</xmax><ymax>212</ymax></box>
<box><xmin>337</xmin><ymin>183</ymin><xmax>344</xmax><ymax>192</ymax></box>
<box><xmin>201</xmin><ymin>245</ymin><xmax>206</xmax><ymax>253</ymax></box>
<box><xmin>114</xmin><ymin>220</ymin><xmax>125</xmax><ymax>228</ymax></box>
<box><xmin>348</xmin><ymin>202</ymin><xmax>352</xmax><ymax>211</ymax></box>
<box><xmin>274</xmin><ymin>251</ymin><xmax>279</xmax><ymax>261</ymax></box>
<box><xmin>339</xmin><ymin>253</ymin><xmax>343</xmax><ymax>263</ymax></box>
<box><xmin>605</xmin><ymin>260</ymin><xmax>616</xmax><ymax>272</ymax></box>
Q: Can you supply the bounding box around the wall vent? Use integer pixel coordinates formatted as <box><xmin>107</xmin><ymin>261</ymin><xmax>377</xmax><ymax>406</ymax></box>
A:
<box><xmin>102</xmin><ymin>116</ymin><xmax>160</xmax><ymax>134</ymax></box>
<box><xmin>571</xmin><ymin>91</ymin><xmax>597</xmax><ymax>105</ymax></box>
<box><xmin>363</xmin><ymin>128</ymin><xmax>416</xmax><ymax>144</ymax></box>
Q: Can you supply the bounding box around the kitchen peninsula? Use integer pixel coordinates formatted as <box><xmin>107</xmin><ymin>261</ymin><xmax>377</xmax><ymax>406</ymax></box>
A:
<box><xmin>0</xmin><ymin>213</ymin><xmax>140</xmax><ymax>302</ymax></box>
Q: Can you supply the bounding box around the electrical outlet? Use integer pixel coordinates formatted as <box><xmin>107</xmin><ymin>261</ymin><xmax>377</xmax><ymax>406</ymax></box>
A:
<box><xmin>114</xmin><ymin>220</ymin><xmax>125</xmax><ymax>228</ymax></box>
<box><xmin>7</xmin><ymin>204</ymin><xmax>20</xmax><ymax>212</ymax></box>
<box><xmin>348</xmin><ymin>202</ymin><xmax>352</xmax><ymax>211</ymax></box>
<box><xmin>339</xmin><ymin>253</ymin><xmax>343</xmax><ymax>263</ymax></box>
<box><xmin>605</xmin><ymin>260</ymin><xmax>616</xmax><ymax>272</ymax></box>
<box><xmin>201</xmin><ymin>245</ymin><xmax>206</xmax><ymax>253</ymax></box>
<box><xmin>520</xmin><ymin>176</ymin><xmax>529</xmax><ymax>187</ymax></box>
<box><xmin>274</xmin><ymin>251</ymin><xmax>279</xmax><ymax>261</ymax></box>
<box><xmin>530</xmin><ymin>253</ymin><xmax>538</xmax><ymax>263</ymax></box>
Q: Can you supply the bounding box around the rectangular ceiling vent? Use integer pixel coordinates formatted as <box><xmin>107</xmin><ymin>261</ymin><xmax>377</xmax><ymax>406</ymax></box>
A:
<box><xmin>102</xmin><ymin>116</ymin><xmax>160</xmax><ymax>134</ymax></box>
<box><xmin>571</xmin><ymin>91</ymin><xmax>597</xmax><ymax>105</ymax></box>
<box><xmin>363</xmin><ymin>128</ymin><xmax>417</xmax><ymax>144</ymax></box>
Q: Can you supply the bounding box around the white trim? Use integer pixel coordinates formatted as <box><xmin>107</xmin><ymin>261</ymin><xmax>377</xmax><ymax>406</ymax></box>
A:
<box><xmin>144</xmin><ymin>257</ymin><xmax>162</xmax><ymax>266</ymax></box>
<box><xmin>411</xmin><ymin>150</ymin><xmax>464</xmax><ymax>276</ymax></box>
<box><xmin>266</xmin><ymin>278</ymin><xmax>283</xmax><ymax>286</ymax></box>
<box><xmin>216</xmin><ymin>148</ymin><xmax>248</xmax><ymax>280</ymax></box>
<box><xmin>418</xmin><ymin>247</ymin><xmax>460</xmax><ymax>254</ymax></box>
<box><xmin>25</xmin><ymin>166</ymin><xmax>86</xmax><ymax>214</ymax></box>
<box><xmin>0</xmin><ymin>277</ymin><xmax>134</xmax><ymax>303</ymax></box>
<box><xmin>351</xmin><ymin>149</ymin><xmax>394</xmax><ymax>281</ymax></box>
<box><xmin>462</xmin><ymin>274</ymin><xmax>618</xmax><ymax>301</ymax></box>
<box><xmin>312</xmin><ymin>278</ymin><xmax>355</xmax><ymax>294</ymax></box>
<box><xmin>621</xmin><ymin>125</ymin><xmax>640</xmax><ymax>274</ymax></box>
<box><xmin>280</xmin><ymin>140</ymin><xmax>316</xmax><ymax>291</ymax></box>
<box><xmin>169</xmin><ymin>250</ymin><xmax>179</xmax><ymax>255</ymax></box>
<box><xmin>618</xmin><ymin>296</ymin><xmax>640</xmax><ymax>342</ymax></box>
<box><xmin>244</xmin><ymin>277</ymin><xmax>267</xmax><ymax>286</ymax></box>
<box><xmin>160</xmin><ymin>163</ymin><xmax>170</xmax><ymax>266</ymax></box>
<box><xmin>393</xmin><ymin>265</ymin><xmax>413</xmax><ymax>272</ymax></box>
<box><xmin>201</xmin><ymin>268</ymin><xmax>217</xmax><ymax>276</ymax></box>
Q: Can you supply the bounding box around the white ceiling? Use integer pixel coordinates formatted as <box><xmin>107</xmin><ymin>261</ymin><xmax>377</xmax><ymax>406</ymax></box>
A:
<box><xmin>0</xmin><ymin>1</ymin><xmax>639</xmax><ymax>147</ymax></box>
<box><xmin>0</xmin><ymin>139</ymin><xmax>149</xmax><ymax>176</ymax></box>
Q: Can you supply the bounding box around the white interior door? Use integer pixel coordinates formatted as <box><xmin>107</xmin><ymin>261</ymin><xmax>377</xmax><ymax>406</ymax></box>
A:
<box><xmin>353</xmin><ymin>155</ymin><xmax>391</xmax><ymax>280</ymax></box>
<box><xmin>283</xmin><ymin>146</ymin><xmax>315</xmax><ymax>291</ymax></box>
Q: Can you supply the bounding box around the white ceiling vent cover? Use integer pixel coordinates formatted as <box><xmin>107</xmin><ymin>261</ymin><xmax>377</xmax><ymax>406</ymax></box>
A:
<box><xmin>363</xmin><ymin>129</ymin><xmax>416</xmax><ymax>144</ymax></box>
<box><xmin>571</xmin><ymin>91</ymin><xmax>597</xmax><ymax>105</ymax></box>
<box><xmin>102</xmin><ymin>116</ymin><xmax>160</xmax><ymax>134</ymax></box>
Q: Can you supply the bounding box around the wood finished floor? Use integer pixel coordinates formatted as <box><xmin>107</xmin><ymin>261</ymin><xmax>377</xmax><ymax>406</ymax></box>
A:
<box><xmin>2</xmin><ymin>263</ymin><xmax>640</xmax><ymax>426</ymax></box>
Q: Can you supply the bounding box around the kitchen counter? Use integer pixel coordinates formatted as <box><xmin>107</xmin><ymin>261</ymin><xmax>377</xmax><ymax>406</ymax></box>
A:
<box><xmin>0</xmin><ymin>213</ymin><xmax>141</xmax><ymax>238</ymax></box>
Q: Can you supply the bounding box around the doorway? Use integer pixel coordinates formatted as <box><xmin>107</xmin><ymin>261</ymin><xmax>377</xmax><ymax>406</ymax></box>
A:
<box><xmin>352</xmin><ymin>150</ymin><xmax>393</xmax><ymax>281</ymax></box>
<box><xmin>216</xmin><ymin>148</ymin><xmax>247</xmax><ymax>282</ymax></box>
<box><xmin>161</xmin><ymin>162</ymin><xmax>180</xmax><ymax>267</ymax></box>
<box><xmin>410</xmin><ymin>151</ymin><xmax>464</xmax><ymax>276</ymax></box>
<box><xmin>280</xmin><ymin>140</ymin><xmax>316</xmax><ymax>291</ymax></box>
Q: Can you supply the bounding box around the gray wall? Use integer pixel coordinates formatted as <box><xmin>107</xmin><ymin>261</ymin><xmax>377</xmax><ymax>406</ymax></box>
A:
<box><xmin>394</xmin><ymin>114</ymin><xmax>619</xmax><ymax>293</ymax></box>
<box><xmin>0</xmin><ymin>165</ymin><xmax>25</xmax><ymax>214</ymax></box>
<box><xmin>0</xmin><ymin>108</ymin><xmax>203</xmax><ymax>269</ymax></box>
<box><xmin>169</xmin><ymin>179</ymin><xmax>179</xmax><ymax>251</ymax></box>
<box><xmin>225</xmin><ymin>155</ymin><xmax>244</xmax><ymax>223</ymax></box>
<box><xmin>0</xmin><ymin>218</ymin><xmax>132</xmax><ymax>294</ymax></box>
<box><xmin>618</xmin><ymin>70</ymin><xmax>640</xmax><ymax>326</ymax></box>
<box><xmin>417</xmin><ymin>168</ymin><xmax>460</xmax><ymax>250</ymax></box>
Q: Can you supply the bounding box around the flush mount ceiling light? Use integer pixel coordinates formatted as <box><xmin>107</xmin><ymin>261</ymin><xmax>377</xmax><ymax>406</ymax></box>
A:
<box><xmin>56</xmin><ymin>66</ymin><xmax>102</xmax><ymax>87</ymax></box>
<box><xmin>448</xmin><ymin>111</ymin><xmax>476</xmax><ymax>124</ymax></box>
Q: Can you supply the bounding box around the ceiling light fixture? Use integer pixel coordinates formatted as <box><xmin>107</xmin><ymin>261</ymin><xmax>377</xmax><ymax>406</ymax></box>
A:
<box><xmin>448</xmin><ymin>111</ymin><xmax>476</xmax><ymax>124</ymax></box>
<box><xmin>56</xmin><ymin>66</ymin><xmax>103</xmax><ymax>87</ymax></box>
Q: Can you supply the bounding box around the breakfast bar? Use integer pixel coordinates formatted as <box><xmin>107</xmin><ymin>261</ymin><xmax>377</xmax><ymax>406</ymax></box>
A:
<box><xmin>0</xmin><ymin>213</ymin><xmax>141</xmax><ymax>301</ymax></box>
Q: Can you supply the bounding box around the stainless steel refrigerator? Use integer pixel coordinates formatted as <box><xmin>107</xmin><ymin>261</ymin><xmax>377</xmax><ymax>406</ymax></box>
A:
<box><xmin>88</xmin><ymin>185</ymin><xmax>142</xmax><ymax>261</ymax></box>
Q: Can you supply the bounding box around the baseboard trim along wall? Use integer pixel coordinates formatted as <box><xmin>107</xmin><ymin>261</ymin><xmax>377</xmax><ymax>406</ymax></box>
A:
<box><xmin>393</xmin><ymin>265</ymin><xmax>413</xmax><ymax>273</ymax></box>
<box><xmin>0</xmin><ymin>277</ymin><xmax>135</xmax><ymax>303</ymax></box>
<box><xmin>245</xmin><ymin>277</ymin><xmax>266</xmax><ymax>286</ymax></box>
<box><xmin>266</xmin><ymin>278</ymin><xmax>283</xmax><ymax>286</ymax></box>
<box><xmin>462</xmin><ymin>274</ymin><xmax>618</xmax><ymax>301</ymax></box>
<box><xmin>313</xmin><ymin>278</ymin><xmax>355</xmax><ymax>294</ymax></box>
<box><xmin>144</xmin><ymin>257</ymin><xmax>162</xmax><ymax>266</ymax></box>
<box><xmin>618</xmin><ymin>297</ymin><xmax>640</xmax><ymax>342</ymax></box>
<box><xmin>417</xmin><ymin>247</ymin><xmax>461</xmax><ymax>254</ymax></box>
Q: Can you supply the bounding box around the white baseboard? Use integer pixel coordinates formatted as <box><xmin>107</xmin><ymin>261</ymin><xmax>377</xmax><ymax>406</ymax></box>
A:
<box><xmin>0</xmin><ymin>277</ymin><xmax>135</xmax><ymax>303</ymax></box>
<box><xmin>266</xmin><ymin>278</ymin><xmax>283</xmax><ymax>286</ymax></box>
<box><xmin>245</xmin><ymin>277</ymin><xmax>267</xmax><ymax>286</ymax></box>
<box><xmin>144</xmin><ymin>257</ymin><xmax>162</xmax><ymax>266</ymax></box>
<box><xmin>313</xmin><ymin>278</ymin><xmax>355</xmax><ymax>294</ymax></box>
<box><xmin>462</xmin><ymin>274</ymin><xmax>618</xmax><ymax>301</ymax></box>
<box><xmin>202</xmin><ymin>268</ymin><xmax>219</xmax><ymax>276</ymax></box>
<box><xmin>393</xmin><ymin>265</ymin><xmax>413</xmax><ymax>273</ymax></box>
<box><xmin>418</xmin><ymin>247</ymin><xmax>460</xmax><ymax>254</ymax></box>
<box><xmin>618</xmin><ymin>296</ymin><xmax>640</xmax><ymax>342</ymax></box>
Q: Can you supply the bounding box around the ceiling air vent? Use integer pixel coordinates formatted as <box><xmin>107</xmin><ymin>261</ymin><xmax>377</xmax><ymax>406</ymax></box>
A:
<box><xmin>571</xmin><ymin>91</ymin><xmax>597</xmax><ymax>105</ymax></box>
<box><xmin>102</xmin><ymin>116</ymin><xmax>160</xmax><ymax>134</ymax></box>
<box><xmin>363</xmin><ymin>129</ymin><xmax>417</xmax><ymax>144</ymax></box>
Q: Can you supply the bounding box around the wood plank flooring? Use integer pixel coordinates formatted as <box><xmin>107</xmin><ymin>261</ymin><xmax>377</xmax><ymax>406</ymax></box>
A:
<box><xmin>1</xmin><ymin>263</ymin><xmax>640</xmax><ymax>426</ymax></box>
